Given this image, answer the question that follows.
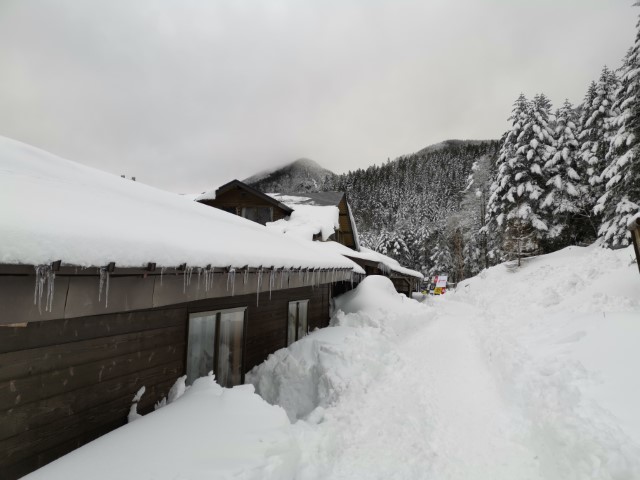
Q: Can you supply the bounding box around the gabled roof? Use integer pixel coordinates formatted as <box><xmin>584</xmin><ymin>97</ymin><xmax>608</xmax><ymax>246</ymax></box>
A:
<box><xmin>197</xmin><ymin>180</ymin><xmax>294</xmax><ymax>215</ymax></box>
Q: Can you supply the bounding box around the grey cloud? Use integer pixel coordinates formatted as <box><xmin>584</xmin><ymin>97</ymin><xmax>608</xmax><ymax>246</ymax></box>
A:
<box><xmin>0</xmin><ymin>0</ymin><xmax>635</xmax><ymax>193</ymax></box>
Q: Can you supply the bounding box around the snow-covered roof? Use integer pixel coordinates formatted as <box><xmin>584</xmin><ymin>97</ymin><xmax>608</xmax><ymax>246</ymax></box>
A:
<box><xmin>318</xmin><ymin>242</ymin><xmax>423</xmax><ymax>279</ymax></box>
<box><xmin>0</xmin><ymin>136</ymin><xmax>362</xmax><ymax>272</ymax></box>
<box><xmin>265</xmin><ymin>191</ymin><xmax>362</xmax><ymax>252</ymax></box>
<box><xmin>266</xmin><ymin>205</ymin><xmax>339</xmax><ymax>242</ymax></box>
<box><xmin>268</xmin><ymin>191</ymin><xmax>344</xmax><ymax>207</ymax></box>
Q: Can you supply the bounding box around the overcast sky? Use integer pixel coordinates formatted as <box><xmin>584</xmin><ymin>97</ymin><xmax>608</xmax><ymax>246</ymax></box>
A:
<box><xmin>0</xmin><ymin>0</ymin><xmax>636</xmax><ymax>193</ymax></box>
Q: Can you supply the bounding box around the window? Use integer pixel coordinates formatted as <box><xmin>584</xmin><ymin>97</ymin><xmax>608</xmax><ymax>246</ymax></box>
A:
<box><xmin>186</xmin><ymin>307</ymin><xmax>246</xmax><ymax>387</ymax></box>
<box><xmin>287</xmin><ymin>300</ymin><xmax>309</xmax><ymax>346</ymax></box>
<box><xmin>241</xmin><ymin>207</ymin><xmax>273</xmax><ymax>225</ymax></box>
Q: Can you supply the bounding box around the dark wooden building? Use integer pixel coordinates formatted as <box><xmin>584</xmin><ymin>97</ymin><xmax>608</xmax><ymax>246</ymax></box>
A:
<box><xmin>0</xmin><ymin>262</ymin><xmax>356</xmax><ymax>478</ymax></box>
<box><xmin>0</xmin><ymin>139</ymin><xmax>363</xmax><ymax>479</ymax></box>
<box><xmin>342</xmin><ymin>253</ymin><xmax>421</xmax><ymax>297</ymax></box>
<box><xmin>195</xmin><ymin>180</ymin><xmax>423</xmax><ymax>295</ymax></box>
<box><xmin>196</xmin><ymin>180</ymin><xmax>293</xmax><ymax>225</ymax></box>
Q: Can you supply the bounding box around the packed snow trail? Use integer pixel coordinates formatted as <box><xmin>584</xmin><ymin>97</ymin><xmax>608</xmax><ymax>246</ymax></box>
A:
<box><xmin>411</xmin><ymin>299</ymin><xmax>541</xmax><ymax>479</ymax></box>
<box><xmin>286</xmin><ymin>297</ymin><xmax>543</xmax><ymax>480</ymax></box>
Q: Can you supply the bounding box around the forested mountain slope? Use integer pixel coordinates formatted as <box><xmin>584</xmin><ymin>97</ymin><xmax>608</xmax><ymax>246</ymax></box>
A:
<box><xmin>324</xmin><ymin>140</ymin><xmax>500</xmax><ymax>277</ymax></box>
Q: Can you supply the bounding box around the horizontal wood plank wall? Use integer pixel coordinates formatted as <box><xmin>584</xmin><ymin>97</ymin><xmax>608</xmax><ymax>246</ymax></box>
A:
<box><xmin>0</xmin><ymin>285</ymin><xmax>331</xmax><ymax>478</ymax></box>
<box><xmin>0</xmin><ymin>307</ymin><xmax>187</xmax><ymax>479</ymax></box>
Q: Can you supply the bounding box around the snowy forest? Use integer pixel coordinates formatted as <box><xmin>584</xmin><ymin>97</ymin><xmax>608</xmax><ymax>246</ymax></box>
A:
<box><xmin>325</xmin><ymin>7</ymin><xmax>640</xmax><ymax>283</ymax></box>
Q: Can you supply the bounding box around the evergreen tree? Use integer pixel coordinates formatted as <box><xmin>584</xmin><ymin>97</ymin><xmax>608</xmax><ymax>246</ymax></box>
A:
<box><xmin>428</xmin><ymin>234</ymin><xmax>453</xmax><ymax>278</ymax></box>
<box><xmin>488</xmin><ymin>94</ymin><xmax>553</xmax><ymax>264</ymax></box>
<box><xmin>461</xmin><ymin>154</ymin><xmax>497</xmax><ymax>274</ymax></box>
<box><xmin>578</xmin><ymin>66</ymin><xmax>619</xmax><ymax>209</ymax></box>
<box><xmin>596</xmin><ymin>21</ymin><xmax>640</xmax><ymax>247</ymax></box>
<box><xmin>543</xmin><ymin>100</ymin><xmax>585</xmax><ymax>242</ymax></box>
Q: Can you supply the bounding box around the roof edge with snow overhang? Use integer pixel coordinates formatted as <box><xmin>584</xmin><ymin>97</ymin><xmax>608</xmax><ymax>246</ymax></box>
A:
<box><xmin>0</xmin><ymin>136</ymin><xmax>361</xmax><ymax>273</ymax></box>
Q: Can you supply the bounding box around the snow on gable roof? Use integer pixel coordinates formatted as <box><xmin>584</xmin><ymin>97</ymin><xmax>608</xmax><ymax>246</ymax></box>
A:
<box><xmin>268</xmin><ymin>191</ymin><xmax>344</xmax><ymax>208</ymax></box>
<box><xmin>318</xmin><ymin>242</ymin><xmax>423</xmax><ymax>280</ymax></box>
<box><xmin>266</xmin><ymin>205</ymin><xmax>339</xmax><ymax>242</ymax></box>
<box><xmin>0</xmin><ymin>136</ymin><xmax>361</xmax><ymax>272</ymax></box>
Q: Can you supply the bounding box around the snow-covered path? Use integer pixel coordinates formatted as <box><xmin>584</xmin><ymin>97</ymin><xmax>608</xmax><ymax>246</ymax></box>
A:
<box><xmin>293</xmin><ymin>297</ymin><xmax>543</xmax><ymax>480</ymax></box>
<box><xmin>413</xmin><ymin>300</ymin><xmax>540</xmax><ymax>479</ymax></box>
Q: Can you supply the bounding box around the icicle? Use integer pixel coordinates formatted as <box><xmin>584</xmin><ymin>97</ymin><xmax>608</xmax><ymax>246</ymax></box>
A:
<box><xmin>256</xmin><ymin>268</ymin><xmax>263</xmax><ymax>307</ymax></box>
<box><xmin>98</xmin><ymin>267</ymin><xmax>110</xmax><ymax>308</ymax></box>
<box><xmin>269</xmin><ymin>269</ymin><xmax>275</xmax><ymax>300</ymax></box>
<box><xmin>280</xmin><ymin>268</ymin><xmax>284</xmax><ymax>289</ymax></box>
<box><xmin>244</xmin><ymin>268</ymin><xmax>249</xmax><ymax>285</ymax></box>
<box><xmin>160</xmin><ymin>267</ymin><xmax>166</xmax><ymax>286</ymax></box>
<box><xmin>181</xmin><ymin>266</ymin><xmax>194</xmax><ymax>294</ymax></box>
<box><xmin>33</xmin><ymin>265</ymin><xmax>56</xmax><ymax>314</ymax></box>
<box><xmin>47</xmin><ymin>270</ymin><xmax>55</xmax><ymax>312</ymax></box>
<box><xmin>183</xmin><ymin>267</ymin><xmax>187</xmax><ymax>293</ymax></box>
<box><xmin>227</xmin><ymin>268</ymin><xmax>236</xmax><ymax>296</ymax></box>
<box><xmin>205</xmin><ymin>268</ymin><xmax>213</xmax><ymax>292</ymax></box>
<box><xmin>197</xmin><ymin>268</ymin><xmax>202</xmax><ymax>290</ymax></box>
<box><xmin>350</xmin><ymin>270</ymin><xmax>354</xmax><ymax>289</ymax></box>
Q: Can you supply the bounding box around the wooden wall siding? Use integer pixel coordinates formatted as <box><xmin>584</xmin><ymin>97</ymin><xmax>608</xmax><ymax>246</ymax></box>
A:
<box><xmin>0</xmin><ymin>307</ymin><xmax>187</xmax><ymax>479</ymax></box>
<box><xmin>0</xmin><ymin>285</ymin><xmax>332</xmax><ymax>478</ymax></box>
<box><xmin>337</xmin><ymin>197</ymin><xmax>357</xmax><ymax>250</ymax></box>
<box><xmin>200</xmin><ymin>188</ymin><xmax>290</xmax><ymax>221</ymax></box>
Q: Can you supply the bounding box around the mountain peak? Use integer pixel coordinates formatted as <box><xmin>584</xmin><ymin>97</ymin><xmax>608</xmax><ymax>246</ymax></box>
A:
<box><xmin>244</xmin><ymin>158</ymin><xmax>335</xmax><ymax>193</ymax></box>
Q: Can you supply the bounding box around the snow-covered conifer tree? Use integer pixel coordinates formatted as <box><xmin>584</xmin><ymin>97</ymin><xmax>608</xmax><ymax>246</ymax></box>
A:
<box><xmin>596</xmin><ymin>17</ymin><xmax>640</xmax><ymax>247</ymax></box>
<box><xmin>578</xmin><ymin>66</ymin><xmax>619</xmax><ymax>208</ymax></box>
<box><xmin>543</xmin><ymin>100</ymin><xmax>584</xmax><ymax>240</ymax></box>
<box><xmin>428</xmin><ymin>236</ymin><xmax>453</xmax><ymax>278</ymax></box>
<box><xmin>487</xmin><ymin>93</ymin><xmax>554</xmax><ymax>264</ymax></box>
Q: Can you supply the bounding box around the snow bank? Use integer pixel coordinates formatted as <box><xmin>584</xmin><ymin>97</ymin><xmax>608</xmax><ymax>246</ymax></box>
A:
<box><xmin>266</xmin><ymin>205</ymin><xmax>339</xmax><ymax>242</ymax></box>
<box><xmin>453</xmin><ymin>245</ymin><xmax>640</xmax><ymax>479</ymax></box>
<box><xmin>0</xmin><ymin>135</ymin><xmax>358</xmax><ymax>272</ymax></box>
<box><xmin>247</xmin><ymin>276</ymin><xmax>431</xmax><ymax>422</ymax></box>
<box><xmin>23</xmin><ymin>376</ymin><xmax>298</xmax><ymax>480</ymax></box>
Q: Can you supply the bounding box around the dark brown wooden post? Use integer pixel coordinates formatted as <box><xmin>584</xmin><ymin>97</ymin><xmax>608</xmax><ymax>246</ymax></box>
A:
<box><xmin>629</xmin><ymin>216</ymin><xmax>640</xmax><ymax>275</ymax></box>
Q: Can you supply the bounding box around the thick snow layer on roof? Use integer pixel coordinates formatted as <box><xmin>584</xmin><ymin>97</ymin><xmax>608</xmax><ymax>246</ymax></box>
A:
<box><xmin>268</xmin><ymin>191</ymin><xmax>344</xmax><ymax>207</ymax></box>
<box><xmin>266</xmin><ymin>205</ymin><xmax>339</xmax><ymax>242</ymax></box>
<box><xmin>23</xmin><ymin>378</ymin><xmax>298</xmax><ymax>480</ymax></box>
<box><xmin>319</xmin><ymin>241</ymin><xmax>423</xmax><ymax>279</ymax></box>
<box><xmin>0</xmin><ymin>136</ymin><xmax>358</xmax><ymax>271</ymax></box>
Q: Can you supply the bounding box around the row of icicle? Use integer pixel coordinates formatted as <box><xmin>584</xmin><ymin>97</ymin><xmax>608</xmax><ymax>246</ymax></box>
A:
<box><xmin>33</xmin><ymin>264</ymin><xmax>359</xmax><ymax>313</ymax></box>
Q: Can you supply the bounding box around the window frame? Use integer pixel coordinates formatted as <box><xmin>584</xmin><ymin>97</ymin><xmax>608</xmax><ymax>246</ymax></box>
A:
<box><xmin>186</xmin><ymin>306</ymin><xmax>247</xmax><ymax>387</ymax></box>
<box><xmin>287</xmin><ymin>299</ymin><xmax>310</xmax><ymax>346</ymax></box>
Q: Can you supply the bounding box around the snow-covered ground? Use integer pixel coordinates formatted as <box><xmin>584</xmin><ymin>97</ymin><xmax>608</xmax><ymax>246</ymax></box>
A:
<box><xmin>25</xmin><ymin>245</ymin><xmax>640</xmax><ymax>479</ymax></box>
